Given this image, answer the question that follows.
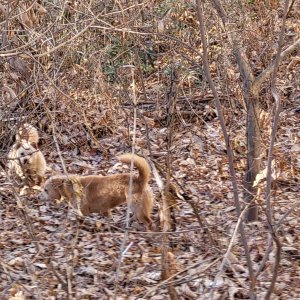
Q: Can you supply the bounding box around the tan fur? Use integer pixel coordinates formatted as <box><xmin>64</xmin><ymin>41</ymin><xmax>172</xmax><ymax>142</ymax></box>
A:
<box><xmin>19</xmin><ymin>143</ymin><xmax>46</xmax><ymax>186</ymax></box>
<box><xmin>131</xmin><ymin>186</ymin><xmax>153</xmax><ymax>228</ymax></box>
<box><xmin>39</xmin><ymin>154</ymin><xmax>153</xmax><ymax>229</ymax></box>
<box><xmin>7</xmin><ymin>143</ymin><xmax>25</xmax><ymax>183</ymax></box>
<box><xmin>7</xmin><ymin>124</ymin><xmax>46</xmax><ymax>186</ymax></box>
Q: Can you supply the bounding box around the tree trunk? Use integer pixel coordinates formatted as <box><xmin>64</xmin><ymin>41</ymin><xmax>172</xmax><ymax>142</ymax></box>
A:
<box><xmin>244</xmin><ymin>96</ymin><xmax>262</xmax><ymax>222</ymax></box>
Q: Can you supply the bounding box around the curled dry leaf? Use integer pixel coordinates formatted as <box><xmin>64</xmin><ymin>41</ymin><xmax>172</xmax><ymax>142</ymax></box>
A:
<box><xmin>179</xmin><ymin>283</ymin><xmax>198</xmax><ymax>299</ymax></box>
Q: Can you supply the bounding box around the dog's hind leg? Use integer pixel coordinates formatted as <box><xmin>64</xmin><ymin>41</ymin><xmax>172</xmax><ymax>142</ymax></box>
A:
<box><xmin>102</xmin><ymin>210</ymin><xmax>112</xmax><ymax>218</ymax></box>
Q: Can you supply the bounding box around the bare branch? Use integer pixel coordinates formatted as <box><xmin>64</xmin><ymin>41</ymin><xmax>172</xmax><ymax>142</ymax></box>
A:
<box><xmin>253</xmin><ymin>38</ymin><xmax>300</xmax><ymax>94</ymax></box>
<box><xmin>287</xmin><ymin>0</ymin><xmax>296</xmax><ymax>17</ymax></box>
<box><xmin>211</xmin><ymin>0</ymin><xmax>255</xmax><ymax>90</ymax></box>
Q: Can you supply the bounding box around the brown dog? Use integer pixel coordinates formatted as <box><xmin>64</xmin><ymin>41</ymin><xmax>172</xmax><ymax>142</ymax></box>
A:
<box><xmin>7</xmin><ymin>124</ymin><xmax>46</xmax><ymax>186</ymax></box>
<box><xmin>39</xmin><ymin>154</ymin><xmax>153</xmax><ymax>229</ymax></box>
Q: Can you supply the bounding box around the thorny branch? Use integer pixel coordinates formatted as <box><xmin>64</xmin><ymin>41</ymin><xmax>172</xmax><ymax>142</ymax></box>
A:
<box><xmin>211</xmin><ymin>0</ymin><xmax>262</xmax><ymax>222</ymax></box>
<box><xmin>264</xmin><ymin>0</ymin><xmax>290</xmax><ymax>299</ymax></box>
<box><xmin>195</xmin><ymin>1</ymin><xmax>256</xmax><ymax>299</ymax></box>
<box><xmin>160</xmin><ymin>64</ymin><xmax>179</xmax><ymax>300</ymax></box>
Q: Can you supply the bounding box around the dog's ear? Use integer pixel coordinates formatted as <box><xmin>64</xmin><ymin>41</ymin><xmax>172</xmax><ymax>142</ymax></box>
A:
<box><xmin>14</xmin><ymin>141</ymin><xmax>22</xmax><ymax>149</ymax></box>
<box><xmin>31</xmin><ymin>142</ymin><xmax>38</xmax><ymax>149</ymax></box>
<box><xmin>62</xmin><ymin>180</ymin><xmax>74</xmax><ymax>200</ymax></box>
<box><xmin>0</xmin><ymin>159</ymin><xmax>5</xmax><ymax>169</ymax></box>
<box><xmin>50</xmin><ymin>178</ymin><xmax>65</xmax><ymax>200</ymax></box>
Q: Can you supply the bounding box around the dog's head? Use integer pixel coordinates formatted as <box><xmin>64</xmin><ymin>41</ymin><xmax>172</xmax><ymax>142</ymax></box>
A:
<box><xmin>39</xmin><ymin>177</ymin><xmax>64</xmax><ymax>201</ymax></box>
<box><xmin>16</xmin><ymin>123</ymin><xmax>39</xmax><ymax>144</ymax></box>
<box><xmin>15</xmin><ymin>141</ymin><xmax>38</xmax><ymax>165</ymax></box>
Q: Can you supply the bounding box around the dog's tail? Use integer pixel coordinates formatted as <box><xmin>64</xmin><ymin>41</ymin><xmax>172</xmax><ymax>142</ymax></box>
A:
<box><xmin>118</xmin><ymin>153</ymin><xmax>151</xmax><ymax>191</ymax></box>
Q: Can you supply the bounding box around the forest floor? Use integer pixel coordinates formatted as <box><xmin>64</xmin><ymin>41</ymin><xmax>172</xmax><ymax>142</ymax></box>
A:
<box><xmin>1</xmin><ymin>1</ymin><xmax>300</xmax><ymax>299</ymax></box>
<box><xmin>0</xmin><ymin>92</ymin><xmax>299</xmax><ymax>299</ymax></box>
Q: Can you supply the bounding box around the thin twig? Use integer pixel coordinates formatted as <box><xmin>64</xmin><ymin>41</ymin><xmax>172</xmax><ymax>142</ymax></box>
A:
<box><xmin>24</xmin><ymin>259</ymin><xmax>43</xmax><ymax>300</ymax></box>
<box><xmin>113</xmin><ymin>64</ymin><xmax>137</xmax><ymax>299</ymax></box>
<box><xmin>256</xmin><ymin>200</ymin><xmax>299</xmax><ymax>278</ymax></box>
<box><xmin>46</xmin><ymin>260</ymin><xmax>68</xmax><ymax>292</ymax></box>
<box><xmin>253</xmin><ymin>38</ymin><xmax>300</xmax><ymax>94</ymax></box>
<box><xmin>66</xmin><ymin>217</ymin><xmax>81</xmax><ymax>299</ymax></box>
<box><xmin>139</xmin><ymin>257</ymin><xmax>221</xmax><ymax>298</ymax></box>
<box><xmin>209</xmin><ymin>203</ymin><xmax>250</xmax><ymax>299</ymax></box>
<box><xmin>154</xmin><ymin>161</ymin><xmax>218</xmax><ymax>247</ymax></box>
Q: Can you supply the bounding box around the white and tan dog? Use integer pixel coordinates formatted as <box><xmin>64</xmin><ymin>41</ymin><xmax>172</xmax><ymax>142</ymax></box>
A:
<box><xmin>39</xmin><ymin>154</ymin><xmax>153</xmax><ymax>229</ymax></box>
<box><xmin>7</xmin><ymin>124</ymin><xmax>46</xmax><ymax>186</ymax></box>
